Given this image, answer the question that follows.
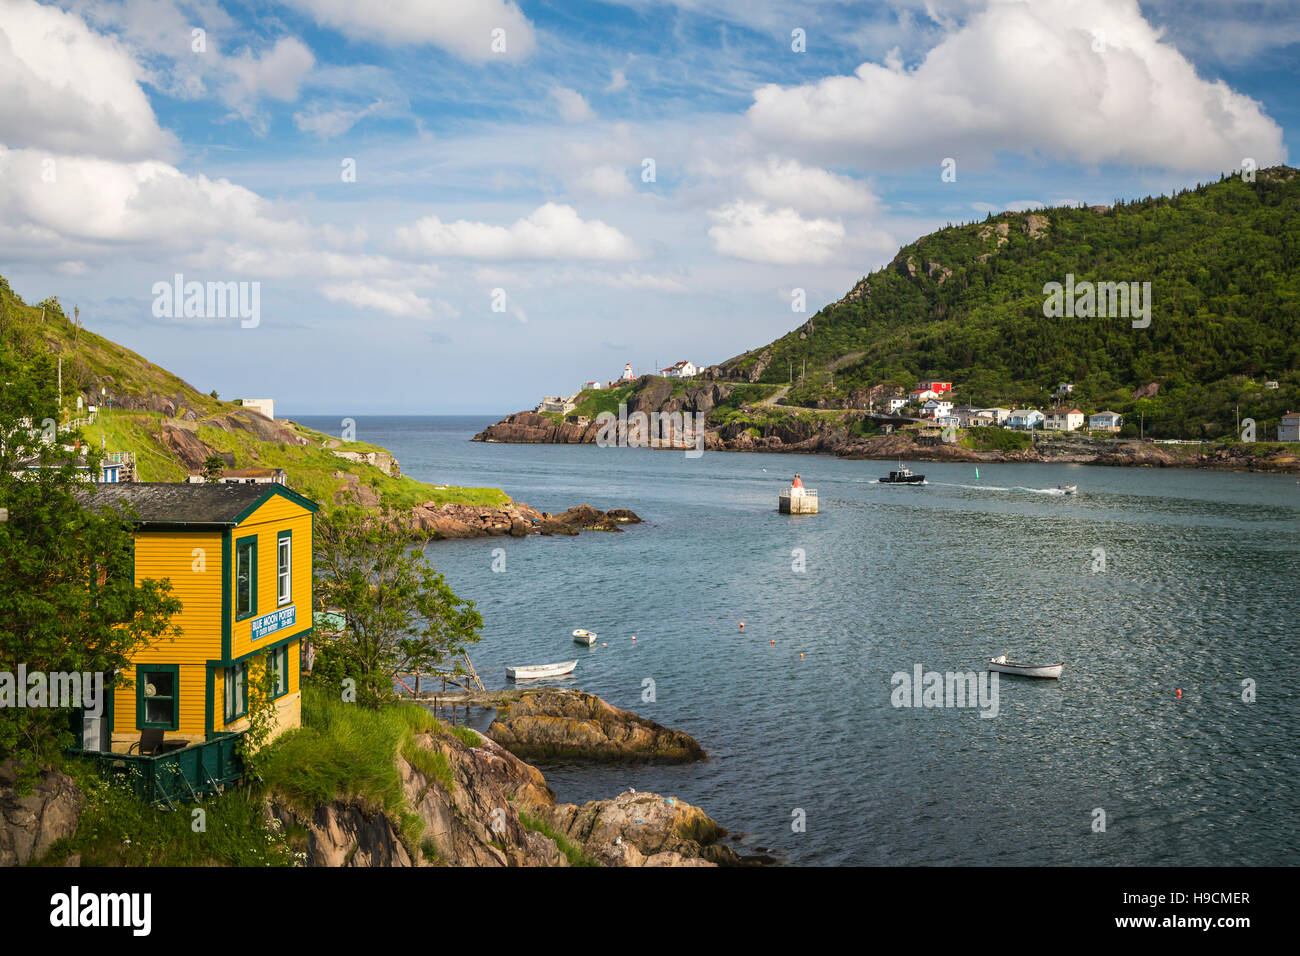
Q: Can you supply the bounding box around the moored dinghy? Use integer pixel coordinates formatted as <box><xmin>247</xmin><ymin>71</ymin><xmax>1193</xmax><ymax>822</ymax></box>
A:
<box><xmin>573</xmin><ymin>628</ymin><xmax>597</xmax><ymax>645</ymax></box>
<box><xmin>506</xmin><ymin>660</ymin><xmax>578</xmax><ymax>680</ymax></box>
<box><xmin>988</xmin><ymin>654</ymin><xmax>1063</xmax><ymax>679</ymax></box>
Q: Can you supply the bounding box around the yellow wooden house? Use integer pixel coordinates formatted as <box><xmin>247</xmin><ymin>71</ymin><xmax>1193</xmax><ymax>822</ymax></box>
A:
<box><xmin>79</xmin><ymin>482</ymin><xmax>317</xmax><ymax>756</ymax></box>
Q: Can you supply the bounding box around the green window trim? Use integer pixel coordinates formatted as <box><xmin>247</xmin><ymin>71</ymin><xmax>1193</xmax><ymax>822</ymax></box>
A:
<box><xmin>224</xmin><ymin>662</ymin><xmax>249</xmax><ymax>722</ymax></box>
<box><xmin>277</xmin><ymin>530</ymin><xmax>292</xmax><ymax>607</ymax></box>
<box><xmin>269</xmin><ymin>644</ymin><xmax>289</xmax><ymax>699</ymax></box>
<box><xmin>136</xmin><ymin>664</ymin><xmax>180</xmax><ymax>731</ymax></box>
<box><xmin>234</xmin><ymin>534</ymin><xmax>258</xmax><ymax>621</ymax></box>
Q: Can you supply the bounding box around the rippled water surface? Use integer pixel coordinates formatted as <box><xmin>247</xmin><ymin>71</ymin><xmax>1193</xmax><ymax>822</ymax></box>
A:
<box><xmin>299</xmin><ymin>415</ymin><xmax>1300</xmax><ymax>865</ymax></box>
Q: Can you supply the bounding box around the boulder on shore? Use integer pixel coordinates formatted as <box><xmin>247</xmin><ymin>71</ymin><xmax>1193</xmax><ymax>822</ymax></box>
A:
<box><xmin>488</xmin><ymin>689</ymin><xmax>705</xmax><ymax>763</ymax></box>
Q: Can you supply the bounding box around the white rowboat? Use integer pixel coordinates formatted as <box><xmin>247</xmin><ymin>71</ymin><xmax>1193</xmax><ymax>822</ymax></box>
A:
<box><xmin>506</xmin><ymin>660</ymin><xmax>577</xmax><ymax>681</ymax></box>
<box><xmin>572</xmin><ymin>629</ymin><xmax>597</xmax><ymax>646</ymax></box>
<box><xmin>989</xmin><ymin>655</ymin><xmax>1063</xmax><ymax>679</ymax></box>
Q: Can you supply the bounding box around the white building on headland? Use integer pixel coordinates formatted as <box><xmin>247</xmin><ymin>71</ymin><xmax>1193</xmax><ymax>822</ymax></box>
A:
<box><xmin>241</xmin><ymin>398</ymin><xmax>275</xmax><ymax>420</ymax></box>
<box><xmin>659</xmin><ymin>360</ymin><xmax>699</xmax><ymax>378</ymax></box>
<box><xmin>621</xmin><ymin>363</ymin><xmax>635</xmax><ymax>381</ymax></box>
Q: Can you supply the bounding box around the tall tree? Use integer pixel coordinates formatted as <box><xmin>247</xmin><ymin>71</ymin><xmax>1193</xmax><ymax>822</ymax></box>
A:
<box><xmin>0</xmin><ymin>344</ymin><xmax>181</xmax><ymax>784</ymax></box>
<box><xmin>312</xmin><ymin>499</ymin><xmax>482</xmax><ymax>707</ymax></box>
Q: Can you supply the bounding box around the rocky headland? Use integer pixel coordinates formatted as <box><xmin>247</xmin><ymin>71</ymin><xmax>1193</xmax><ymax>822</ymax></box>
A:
<box><xmin>474</xmin><ymin>405</ymin><xmax>1300</xmax><ymax>474</ymax></box>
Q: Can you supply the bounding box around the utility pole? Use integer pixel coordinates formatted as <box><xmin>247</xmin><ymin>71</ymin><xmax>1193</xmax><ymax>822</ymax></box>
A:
<box><xmin>1140</xmin><ymin>410</ymin><xmax>1145</xmax><ymax>441</ymax></box>
<box><xmin>57</xmin><ymin>356</ymin><xmax>62</xmax><ymax>413</ymax></box>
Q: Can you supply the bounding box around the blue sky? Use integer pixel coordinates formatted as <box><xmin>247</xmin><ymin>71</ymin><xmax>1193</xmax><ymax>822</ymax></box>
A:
<box><xmin>1</xmin><ymin>0</ymin><xmax>1296</xmax><ymax>414</ymax></box>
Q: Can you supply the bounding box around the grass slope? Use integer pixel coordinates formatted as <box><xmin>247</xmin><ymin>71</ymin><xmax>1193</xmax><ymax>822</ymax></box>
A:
<box><xmin>0</xmin><ymin>276</ymin><xmax>508</xmax><ymax>509</ymax></box>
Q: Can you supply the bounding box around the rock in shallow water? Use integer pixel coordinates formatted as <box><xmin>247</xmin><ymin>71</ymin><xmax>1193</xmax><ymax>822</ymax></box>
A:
<box><xmin>488</xmin><ymin>689</ymin><xmax>706</xmax><ymax>764</ymax></box>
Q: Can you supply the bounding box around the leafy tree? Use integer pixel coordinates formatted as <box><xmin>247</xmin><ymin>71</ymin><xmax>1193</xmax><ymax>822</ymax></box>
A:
<box><xmin>0</xmin><ymin>345</ymin><xmax>181</xmax><ymax>786</ymax></box>
<box><xmin>201</xmin><ymin>454</ymin><xmax>226</xmax><ymax>482</ymax></box>
<box><xmin>312</xmin><ymin>498</ymin><xmax>482</xmax><ymax>707</ymax></box>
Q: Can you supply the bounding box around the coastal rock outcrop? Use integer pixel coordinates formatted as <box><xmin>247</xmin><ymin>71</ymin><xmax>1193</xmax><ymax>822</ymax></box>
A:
<box><xmin>405</xmin><ymin>502</ymin><xmax>640</xmax><ymax>541</ymax></box>
<box><xmin>487</xmin><ymin>689</ymin><xmax>706</xmax><ymax>763</ymax></box>
<box><xmin>268</xmin><ymin>715</ymin><xmax>732</xmax><ymax>867</ymax></box>
<box><xmin>545</xmin><ymin>790</ymin><xmax>740</xmax><ymax>866</ymax></box>
<box><xmin>0</xmin><ymin>763</ymin><xmax>83</xmax><ymax>867</ymax></box>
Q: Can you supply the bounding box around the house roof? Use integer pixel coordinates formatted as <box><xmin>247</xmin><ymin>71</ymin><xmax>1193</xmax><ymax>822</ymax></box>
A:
<box><xmin>77</xmin><ymin>482</ymin><xmax>318</xmax><ymax>527</ymax></box>
<box><xmin>1048</xmin><ymin>406</ymin><xmax>1083</xmax><ymax>415</ymax></box>
<box><xmin>1091</xmin><ymin>410</ymin><xmax>1121</xmax><ymax>418</ymax></box>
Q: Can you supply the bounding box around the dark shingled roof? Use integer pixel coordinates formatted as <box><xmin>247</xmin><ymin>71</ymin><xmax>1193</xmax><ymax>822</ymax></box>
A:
<box><xmin>76</xmin><ymin>482</ymin><xmax>309</xmax><ymax>526</ymax></box>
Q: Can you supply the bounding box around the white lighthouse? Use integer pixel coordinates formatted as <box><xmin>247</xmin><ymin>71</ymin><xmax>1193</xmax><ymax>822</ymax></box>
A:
<box><xmin>623</xmin><ymin>363</ymin><xmax>634</xmax><ymax>381</ymax></box>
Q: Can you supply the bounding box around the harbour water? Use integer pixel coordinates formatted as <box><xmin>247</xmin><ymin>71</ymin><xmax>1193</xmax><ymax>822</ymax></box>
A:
<box><xmin>297</xmin><ymin>415</ymin><xmax>1300</xmax><ymax>865</ymax></box>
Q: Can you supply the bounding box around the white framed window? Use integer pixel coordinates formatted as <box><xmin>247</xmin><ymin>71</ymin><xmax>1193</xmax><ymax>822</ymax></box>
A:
<box><xmin>277</xmin><ymin>533</ymin><xmax>292</xmax><ymax>606</ymax></box>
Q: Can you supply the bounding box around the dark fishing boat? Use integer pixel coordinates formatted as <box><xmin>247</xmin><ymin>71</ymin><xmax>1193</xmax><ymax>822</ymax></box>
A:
<box><xmin>879</xmin><ymin>462</ymin><xmax>926</xmax><ymax>484</ymax></box>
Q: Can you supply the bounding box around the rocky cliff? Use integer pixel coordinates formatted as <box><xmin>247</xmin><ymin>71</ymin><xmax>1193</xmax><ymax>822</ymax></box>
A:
<box><xmin>267</xmin><ymin>720</ymin><xmax>734</xmax><ymax>867</ymax></box>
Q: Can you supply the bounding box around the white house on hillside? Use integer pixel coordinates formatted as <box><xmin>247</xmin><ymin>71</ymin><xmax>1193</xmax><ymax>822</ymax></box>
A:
<box><xmin>659</xmin><ymin>360</ymin><xmax>699</xmax><ymax>378</ymax></box>
<box><xmin>1089</xmin><ymin>410</ymin><xmax>1123</xmax><ymax>432</ymax></box>
<box><xmin>922</xmin><ymin>399</ymin><xmax>954</xmax><ymax>419</ymax></box>
<box><xmin>978</xmin><ymin>407</ymin><xmax>1011</xmax><ymax>425</ymax></box>
<box><xmin>882</xmin><ymin>397</ymin><xmax>908</xmax><ymax>413</ymax></box>
<box><xmin>1280</xmin><ymin>412</ymin><xmax>1300</xmax><ymax>443</ymax></box>
<box><xmin>1007</xmin><ymin>408</ymin><xmax>1044</xmax><ymax>430</ymax></box>
<box><xmin>1045</xmin><ymin>407</ymin><xmax>1085</xmax><ymax>431</ymax></box>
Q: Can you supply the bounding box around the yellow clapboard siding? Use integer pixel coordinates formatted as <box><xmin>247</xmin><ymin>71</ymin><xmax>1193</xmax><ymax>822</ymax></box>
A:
<box><xmin>230</xmin><ymin>498</ymin><xmax>313</xmax><ymax>661</ymax></box>
<box><xmin>113</xmin><ymin>662</ymin><xmax>207</xmax><ymax>736</ymax></box>
<box><xmin>131</xmin><ymin>530</ymin><xmax>223</xmax><ymax>663</ymax></box>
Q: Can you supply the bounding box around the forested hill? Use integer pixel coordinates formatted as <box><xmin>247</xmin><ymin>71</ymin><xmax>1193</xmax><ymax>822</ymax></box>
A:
<box><xmin>722</xmin><ymin>167</ymin><xmax>1299</xmax><ymax>439</ymax></box>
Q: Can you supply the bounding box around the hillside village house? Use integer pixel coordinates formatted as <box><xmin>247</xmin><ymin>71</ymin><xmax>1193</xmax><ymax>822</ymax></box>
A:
<box><xmin>538</xmin><ymin>395</ymin><xmax>577</xmax><ymax>414</ymax></box>
<box><xmin>1280</xmin><ymin>412</ymin><xmax>1300</xmax><ymax>443</ymax></box>
<box><xmin>882</xmin><ymin>397</ymin><xmax>908</xmax><ymax>413</ymax></box>
<box><xmin>659</xmin><ymin>360</ymin><xmax>699</xmax><ymax>378</ymax></box>
<box><xmin>75</xmin><ymin>483</ymin><xmax>316</xmax><ymax>766</ymax></box>
<box><xmin>909</xmin><ymin>388</ymin><xmax>938</xmax><ymax>403</ymax></box>
<box><xmin>922</xmin><ymin>399</ymin><xmax>954</xmax><ymax>419</ymax></box>
<box><xmin>979</xmin><ymin>407</ymin><xmax>1012</xmax><ymax>425</ymax></box>
<box><xmin>186</xmin><ymin>467</ymin><xmax>288</xmax><ymax>485</ymax></box>
<box><xmin>1045</xmin><ymin>407</ymin><xmax>1085</xmax><ymax>431</ymax></box>
<box><xmin>582</xmin><ymin>381</ymin><xmax>603</xmax><ymax>391</ymax></box>
<box><xmin>1007</xmin><ymin>408</ymin><xmax>1045</xmax><ymax>430</ymax></box>
<box><xmin>1089</xmin><ymin>411</ymin><xmax>1124</xmax><ymax>433</ymax></box>
<box><xmin>1054</xmin><ymin>383</ymin><xmax>1075</xmax><ymax>398</ymax></box>
<box><xmin>919</xmin><ymin>381</ymin><xmax>952</xmax><ymax>394</ymax></box>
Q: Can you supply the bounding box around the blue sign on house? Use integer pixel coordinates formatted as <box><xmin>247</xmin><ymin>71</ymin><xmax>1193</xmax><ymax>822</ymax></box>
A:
<box><xmin>251</xmin><ymin>605</ymin><xmax>295</xmax><ymax>641</ymax></box>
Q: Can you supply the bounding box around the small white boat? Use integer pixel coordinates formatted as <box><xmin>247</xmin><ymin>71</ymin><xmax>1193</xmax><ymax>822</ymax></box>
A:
<box><xmin>989</xmin><ymin>654</ymin><xmax>1063</xmax><ymax>679</ymax></box>
<box><xmin>506</xmin><ymin>660</ymin><xmax>577</xmax><ymax>681</ymax></box>
<box><xmin>1059</xmin><ymin>484</ymin><xmax>1078</xmax><ymax>495</ymax></box>
<box><xmin>572</xmin><ymin>629</ymin><xmax>597</xmax><ymax>646</ymax></box>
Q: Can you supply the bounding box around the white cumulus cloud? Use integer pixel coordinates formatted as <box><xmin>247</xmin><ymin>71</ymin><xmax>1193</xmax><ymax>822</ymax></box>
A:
<box><xmin>393</xmin><ymin>203</ymin><xmax>639</xmax><ymax>261</ymax></box>
<box><xmin>0</xmin><ymin>0</ymin><xmax>172</xmax><ymax>161</ymax></box>
<box><xmin>280</xmin><ymin>0</ymin><xmax>536</xmax><ymax>61</ymax></box>
<box><xmin>744</xmin><ymin>158</ymin><xmax>879</xmax><ymax>214</ymax></box>
<box><xmin>747</xmin><ymin>0</ymin><xmax>1285</xmax><ymax>172</ymax></box>
<box><xmin>707</xmin><ymin>201</ymin><xmax>846</xmax><ymax>265</ymax></box>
